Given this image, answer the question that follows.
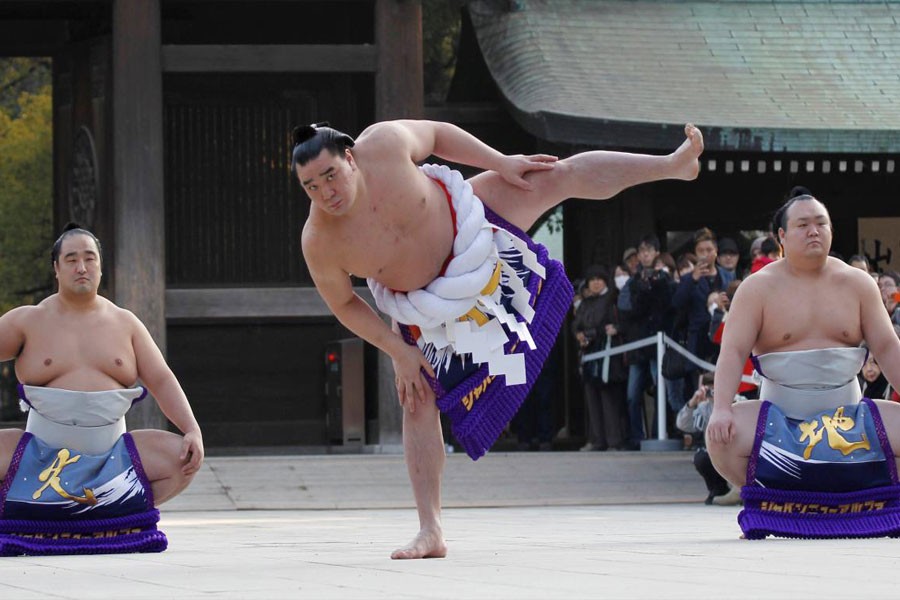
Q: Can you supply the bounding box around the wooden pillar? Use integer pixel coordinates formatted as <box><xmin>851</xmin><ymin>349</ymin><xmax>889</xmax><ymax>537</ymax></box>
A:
<box><xmin>112</xmin><ymin>0</ymin><xmax>166</xmax><ymax>429</ymax></box>
<box><xmin>375</xmin><ymin>0</ymin><xmax>424</xmax><ymax>120</ymax></box>
<box><xmin>374</xmin><ymin>0</ymin><xmax>424</xmax><ymax>443</ymax></box>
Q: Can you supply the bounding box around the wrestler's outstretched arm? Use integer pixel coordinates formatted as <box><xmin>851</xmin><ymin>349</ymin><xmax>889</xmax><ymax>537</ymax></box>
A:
<box><xmin>358</xmin><ymin>120</ymin><xmax>558</xmax><ymax>190</ymax></box>
<box><xmin>302</xmin><ymin>229</ymin><xmax>435</xmax><ymax>412</ymax></box>
<box><xmin>130</xmin><ymin>312</ymin><xmax>204</xmax><ymax>475</ymax></box>
<box><xmin>708</xmin><ymin>276</ymin><xmax>763</xmax><ymax>445</ymax></box>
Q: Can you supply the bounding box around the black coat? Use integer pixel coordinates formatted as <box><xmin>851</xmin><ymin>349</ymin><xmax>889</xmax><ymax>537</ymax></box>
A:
<box><xmin>619</xmin><ymin>266</ymin><xmax>674</xmax><ymax>363</ymax></box>
<box><xmin>573</xmin><ymin>289</ymin><xmax>627</xmax><ymax>384</ymax></box>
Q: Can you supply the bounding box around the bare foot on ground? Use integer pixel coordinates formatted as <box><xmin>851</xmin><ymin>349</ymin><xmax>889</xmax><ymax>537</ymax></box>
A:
<box><xmin>670</xmin><ymin>123</ymin><xmax>704</xmax><ymax>180</ymax></box>
<box><xmin>391</xmin><ymin>528</ymin><xmax>448</xmax><ymax>559</ymax></box>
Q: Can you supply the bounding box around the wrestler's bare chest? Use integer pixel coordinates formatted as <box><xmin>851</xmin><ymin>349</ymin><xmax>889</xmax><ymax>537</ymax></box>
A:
<box><xmin>331</xmin><ymin>177</ymin><xmax>455</xmax><ymax>291</ymax></box>
<box><xmin>15</xmin><ymin>311</ymin><xmax>137</xmax><ymax>389</ymax></box>
<box><xmin>755</xmin><ymin>278</ymin><xmax>862</xmax><ymax>353</ymax></box>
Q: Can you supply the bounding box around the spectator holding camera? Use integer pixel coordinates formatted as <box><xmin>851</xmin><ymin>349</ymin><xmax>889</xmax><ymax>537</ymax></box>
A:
<box><xmin>573</xmin><ymin>265</ymin><xmax>628</xmax><ymax>451</ymax></box>
<box><xmin>676</xmin><ymin>371</ymin><xmax>742</xmax><ymax>505</ymax></box>
<box><xmin>672</xmin><ymin>227</ymin><xmax>729</xmax><ymax>369</ymax></box>
<box><xmin>619</xmin><ymin>235</ymin><xmax>675</xmax><ymax>449</ymax></box>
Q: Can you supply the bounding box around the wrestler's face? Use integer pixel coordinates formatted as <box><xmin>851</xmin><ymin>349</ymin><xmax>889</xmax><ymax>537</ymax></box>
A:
<box><xmin>297</xmin><ymin>148</ymin><xmax>357</xmax><ymax>216</ymax></box>
<box><xmin>54</xmin><ymin>234</ymin><xmax>101</xmax><ymax>295</ymax></box>
<box><xmin>779</xmin><ymin>199</ymin><xmax>832</xmax><ymax>258</ymax></box>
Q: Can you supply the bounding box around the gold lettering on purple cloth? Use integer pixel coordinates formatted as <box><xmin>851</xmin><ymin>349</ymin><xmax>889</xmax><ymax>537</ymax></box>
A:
<box><xmin>32</xmin><ymin>448</ymin><xmax>98</xmax><ymax>505</ymax></box>
<box><xmin>798</xmin><ymin>407</ymin><xmax>871</xmax><ymax>460</ymax></box>
<box><xmin>462</xmin><ymin>375</ymin><xmax>495</xmax><ymax>411</ymax></box>
<box><xmin>760</xmin><ymin>500</ymin><xmax>887</xmax><ymax>514</ymax></box>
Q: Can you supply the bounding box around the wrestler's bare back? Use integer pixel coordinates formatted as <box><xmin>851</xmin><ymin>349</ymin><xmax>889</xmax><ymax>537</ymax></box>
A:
<box><xmin>5</xmin><ymin>296</ymin><xmax>138</xmax><ymax>391</ymax></box>
<box><xmin>735</xmin><ymin>257</ymin><xmax>871</xmax><ymax>355</ymax></box>
<box><xmin>303</xmin><ymin>131</ymin><xmax>455</xmax><ymax>293</ymax></box>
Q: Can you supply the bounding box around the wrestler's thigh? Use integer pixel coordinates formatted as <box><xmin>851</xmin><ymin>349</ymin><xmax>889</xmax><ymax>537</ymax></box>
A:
<box><xmin>129</xmin><ymin>429</ymin><xmax>186</xmax><ymax>481</ymax></box>
<box><xmin>0</xmin><ymin>429</ymin><xmax>24</xmax><ymax>481</ymax></box>
<box><xmin>871</xmin><ymin>400</ymin><xmax>900</xmax><ymax>456</ymax></box>
<box><xmin>468</xmin><ymin>162</ymin><xmax>574</xmax><ymax>233</ymax></box>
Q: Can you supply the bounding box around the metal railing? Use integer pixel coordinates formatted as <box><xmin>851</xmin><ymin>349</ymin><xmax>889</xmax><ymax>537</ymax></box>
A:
<box><xmin>581</xmin><ymin>332</ymin><xmax>756</xmax><ymax>444</ymax></box>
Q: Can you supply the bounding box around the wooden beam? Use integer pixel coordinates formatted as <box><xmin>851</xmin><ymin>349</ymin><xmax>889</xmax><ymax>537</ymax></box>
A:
<box><xmin>0</xmin><ymin>20</ymin><xmax>69</xmax><ymax>52</ymax></box>
<box><xmin>112</xmin><ymin>0</ymin><xmax>166</xmax><ymax>429</ymax></box>
<box><xmin>161</xmin><ymin>44</ymin><xmax>377</xmax><ymax>73</ymax></box>
<box><xmin>166</xmin><ymin>287</ymin><xmax>375</xmax><ymax>320</ymax></box>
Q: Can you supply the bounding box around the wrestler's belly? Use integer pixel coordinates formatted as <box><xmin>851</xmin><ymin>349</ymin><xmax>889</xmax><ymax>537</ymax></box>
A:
<box><xmin>369</xmin><ymin>249</ymin><xmax>449</xmax><ymax>291</ymax></box>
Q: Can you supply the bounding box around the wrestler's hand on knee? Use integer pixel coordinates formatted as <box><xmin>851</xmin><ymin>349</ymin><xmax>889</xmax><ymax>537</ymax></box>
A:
<box><xmin>497</xmin><ymin>154</ymin><xmax>558</xmax><ymax>191</ymax></box>
<box><xmin>180</xmin><ymin>430</ymin><xmax>205</xmax><ymax>476</ymax></box>
<box><xmin>706</xmin><ymin>408</ymin><xmax>735</xmax><ymax>445</ymax></box>
<box><xmin>392</xmin><ymin>344</ymin><xmax>435</xmax><ymax>414</ymax></box>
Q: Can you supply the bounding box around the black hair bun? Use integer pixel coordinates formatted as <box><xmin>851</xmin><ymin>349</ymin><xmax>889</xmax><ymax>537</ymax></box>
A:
<box><xmin>292</xmin><ymin>122</ymin><xmax>332</xmax><ymax>146</ymax></box>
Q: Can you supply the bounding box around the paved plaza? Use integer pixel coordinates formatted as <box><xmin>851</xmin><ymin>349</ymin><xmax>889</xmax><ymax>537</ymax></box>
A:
<box><xmin>2</xmin><ymin>451</ymin><xmax>900</xmax><ymax>599</ymax></box>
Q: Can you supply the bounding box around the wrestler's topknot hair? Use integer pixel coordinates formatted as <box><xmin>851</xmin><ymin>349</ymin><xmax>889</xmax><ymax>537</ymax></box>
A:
<box><xmin>51</xmin><ymin>222</ymin><xmax>102</xmax><ymax>266</ymax></box>
<box><xmin>772</xmin><ymin>194</ymin><xmax>821</xmax><ymax>236</ymax></box>
<box><xmin>290</xmin><ymin>122</ymin><xmax>356</xmax><ymax>174</ymax></box>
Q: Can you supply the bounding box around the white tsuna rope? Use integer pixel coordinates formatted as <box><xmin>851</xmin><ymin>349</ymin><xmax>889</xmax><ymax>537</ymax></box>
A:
<box><xmin>367</xmin><ymin>164</ymin><xmax>546</xmax><ymax>385</ymax></box>
<box><xmin>368</xmin><ymin>164</ymin><xmax>498</xmax><ymax>329</ymax></box>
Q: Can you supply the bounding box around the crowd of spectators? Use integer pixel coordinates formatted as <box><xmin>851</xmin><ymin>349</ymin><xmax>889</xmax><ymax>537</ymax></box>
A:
<box><xmin>572</xmin><ymin>224</ymin><xmax>900</xmax><ymax>457</ymax></box>
<box><xmin>573</xmin><ymin>224</ymin><xmax>768</xmax><ymax>454</ymax></box>
<box><xmin>531</xmin><ymin>182</ymin><xmax>900</xmax><ymax>512</ymax></box>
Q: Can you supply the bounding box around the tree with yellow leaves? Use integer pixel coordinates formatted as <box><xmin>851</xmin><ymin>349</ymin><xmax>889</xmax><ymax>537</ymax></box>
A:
<box><xmin>0</xmin><ymin>58</ymin><xmax>53</xmax><ymax>314</ymax></box>
<box><xmin>0</xmin><ymin>57</ymin><xmax>52</xmax><ymax>420</ymax></box>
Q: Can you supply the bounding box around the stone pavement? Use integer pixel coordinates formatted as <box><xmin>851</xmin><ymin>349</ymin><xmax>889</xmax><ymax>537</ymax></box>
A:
<box><xmin>163</xmin><ymin>449</ymin><xmax>704</xmax><ymax>511</ymax></box>
<box><xmin>3</xmin><ymin>451</ymin><xmax>900</xmax><ymax>599</ymax></box>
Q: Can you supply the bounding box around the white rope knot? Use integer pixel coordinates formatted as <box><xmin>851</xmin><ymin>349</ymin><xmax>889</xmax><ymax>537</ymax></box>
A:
<box><xmin>367</xmin><ymin>164</ymin><xmax>546</xmax><ymax>385</ymax></box>
<box><xmin>368</xmin><ymin>164</ymin><xmax>498</xmax><ymax>328</ymax></box>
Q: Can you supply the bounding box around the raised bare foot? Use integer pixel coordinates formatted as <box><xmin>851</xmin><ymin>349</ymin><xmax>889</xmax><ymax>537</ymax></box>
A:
<box><xmin>391</xmin><ymin>527</ymin><xmax>448</xmax><ymax>559</ymax></box>
<box><xmin>670</xmin><ymin>123</ymin><xmax>704</xmax><ymax>181</ymax></box>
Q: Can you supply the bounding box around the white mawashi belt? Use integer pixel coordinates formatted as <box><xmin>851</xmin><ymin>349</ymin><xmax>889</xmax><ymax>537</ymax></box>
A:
<box><xmin>760</xmin><ymin>379</ymin><xmax>862</xmax><ymax>420</ymax></box>
<box><xmin>367</xmin><ymin>164</ymin><xmax>545</xmax><ymax>385</ymax></box>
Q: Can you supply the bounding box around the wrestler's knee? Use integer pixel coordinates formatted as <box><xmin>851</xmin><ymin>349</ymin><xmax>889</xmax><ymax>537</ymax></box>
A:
<box><xmin>405</xmin><ymin>399</ymin><xmax>439</xmax><ymax>420</ymax></box>
<box><xmin>130</xmin><ymin>429</ymin><xmax>194</xmax><ymax>483</ymax></box>
<box><xmin>0</xmin><ymin>429</ymin><xmax>24</xmax><ymax>481</ymax></box>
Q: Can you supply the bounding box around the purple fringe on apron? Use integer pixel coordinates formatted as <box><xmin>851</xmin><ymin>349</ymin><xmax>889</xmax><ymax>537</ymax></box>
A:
<box><xmin>739</xmin><ymin>398</ymin><xmax>900</xmax><ymax>539</ymax></box>
<box><xmin>0</xmin><ymin>432</ymin><xmax>167</xmax><ymax>556</ymax></box>
<box><xmin>400</xmin><ymin>205</ymin><xmax>573</xmax><ymax>460</ymax></box>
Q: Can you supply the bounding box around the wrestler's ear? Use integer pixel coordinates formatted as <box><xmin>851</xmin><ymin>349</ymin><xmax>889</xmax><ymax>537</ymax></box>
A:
<box><xmin>345</xmin><ymin>149</ymin><xmax>356</xmax><ymax>169</ymax></box>
<box><xmin>778</xmin><ymin>227</ymin><xmax>785</xmax><ymax>245</ymax></box>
